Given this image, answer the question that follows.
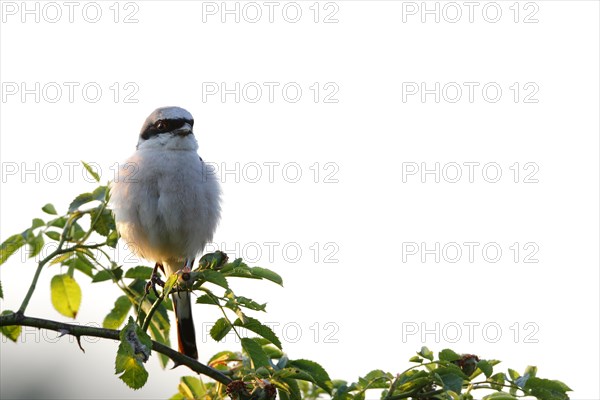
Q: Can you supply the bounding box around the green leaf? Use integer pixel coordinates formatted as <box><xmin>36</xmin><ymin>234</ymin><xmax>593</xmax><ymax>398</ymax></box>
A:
<box><xmin>125</xmin><ymin>266</ymin><xmax>154</xmax><ymax>280</ymax></box>
<box><xmin>103</xmin><ymin>296</ymin><xmax>132</xmax><ymax>329</ymax></box>
<box><xmin>61</xmin><ymin>255</ymin><xmax>95</xmax><ymax>278</ymax></box>
<box><xmin>0</xmin><ymin>234</ymin><xmax>25</xmax><ymax>265</ymax></box>
<box><xmin>82</xmin><ymin>161</ymin><xmax>100</xmax><ymax>182</ymax></box>
<box><xmin>234</xmin><ymin>316</ymin><xmax>282</xmax><ymax>349</ymax></box>
<box><xmin>438</xmin><ymin>372</ymin><xmax>463</xmax><ymax>393</ymax></box>
<box><xmin>47</xmin><ymin>217</ymin><xmax>66</xmax><ymax>228</ymax></box>
<box><xmin>439</xmin><ymin>348</ymin><xmax>461</xmax><ymax>362</ymax></box>
<box><xmin>409</xmin><ymin>355</ymin><xmax>423</xmax><ymax>363</ymax></box>
<box><xmin>508</xmin><ymin>368</ymin><xmax>520</xmax><ymax>380</ymax></box>
<box><xmin>90</xmin><ymin>207</ymin><xmax>115</xmax><ymax>237</ymax></box>
<box><xmin>92</xmin><ymin>266</ymin><xmax>123</xmax><ymax>283</ymax></box>
<box><xmin>489</xmin><ymin>372</ymin><xmax>506</xmax><ymax>391</ymax></box>
<box><xmin>178</xmin><ymin>376</ymin><xmax>206</xmax><ymax>399</ymax></box>
<box><xmin>50</xmin><ymin>274</ymin><xmax>82</xmax><ymax>318</ymax></box>
<box><xmin>115</xmin><ymin>317</ymin><xmax>151</xmax><ymax>390</ymax></box>
<box><xmin>235</xmin><ymin>295</ymin><xmax>267</xmax><ymax>312</ymax></box>
<box><xmin>148</xmin><ymin>322</ymin><xmax>170</xmax><ymax>369</ymax></box>
<box><xmin>196</xmin><ymin>294</ymin><xmax>220</xmax><ymax>306</ymax></box>
<box><xmin>42</xmin><ymin>203</ymin><xmax>58</xmax><ymax>215</ymax></box>
<box><xmin>287</xmin><ymin>359</ymin><xmax>333</xmax><ymax>395</ymax></box>
<box><xmin>69</xmin><ymin>192</ymin><xmax>95</xmax><ymax>212</ymax></box>
<box><xmin>92</xmin><ymin>185</ymin><xmax>108</xmax><ymax>201</ymax></box>
<box><xmin>210</xmin><ymin>317</ymin><xmax>232</xmax><ymax>341</ymax></box>
<box><xmin>477</xmin><ymin>360</ymin><xmax>493</xmax><ymax>378</ymax></box>
<box><xmin>31</xmin><ymin>218</ymin><xmax>45</xmax><ymax>229</ymax></box>
<box><xmin>0</xmin><ymin>310</ymin><xmax>21</xmax><ymax>341</ymax></box>
<box><xmin>418</xmin><ymin>346</ymin><xmax>434</xmax><ymax>361</ymax></box>
<box><xmin>27</xmin><ymin>232</ymin><xmax>44</xmax><ymax>258</ymax></box>
<box><xmin>525</xmin><ymin>377</ymin><xmax>571</xmax><ymax>400</ymax></box>
<box><xmin>251</xmin><ymin>267</ymin><xmax>283</xmax><ymax>286</ymax></box>
<box><xmin>241</xmin><ymin>337</ymin><xmax>270</xmax><ymax>368</ymax></box>
<box><xmin>45</xmin><ymin>231</ymin><xmax>61</xmax><ymax>241</ymax></box>
<box><xmin>198</xmin><ymin>270</ymin><xmax>229</xmax><ymax>289</ymax></box>
<box><xmin>273</xmin><ymin>377</ymin><xmax>302</xmax><ymax>400</ymax></box>
<box><xmin>482</xmin><ymin>393</ymin><xmax>518</xmax><ymax>400</ymax></box>
<box><xmin>107</xmin><ymin>230</ymin><xmax>119</xmax><ymax>248</ymax></box>
<box><xmin>0</xmin><ymin>281</ymin><xmax>3</xmax><ymax>299</ymax></box>
<box><xmin>163</xmin><ymin>274</ymin><xmax>178</xmax><ymax>297</ymax></box>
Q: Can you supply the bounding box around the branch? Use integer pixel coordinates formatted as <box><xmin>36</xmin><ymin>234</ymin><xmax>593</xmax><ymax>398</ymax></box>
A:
<box><xmin>0</xmin><ymin>313</ymin><xmax>232</xmax><ymax>385</ymax></box>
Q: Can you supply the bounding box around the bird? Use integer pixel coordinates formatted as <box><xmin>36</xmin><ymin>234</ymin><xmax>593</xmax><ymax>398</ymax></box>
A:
<box><xmin>110</xmin><ymin>106</ymin><xmax>221</xmax><ymax>359</ymax></box>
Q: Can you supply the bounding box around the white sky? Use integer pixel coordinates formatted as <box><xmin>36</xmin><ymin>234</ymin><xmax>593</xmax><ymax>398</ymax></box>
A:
<box><xmin>0</xmin><ymin>1</ymin><xmax>599</xmax><ymax>399</ymax></box>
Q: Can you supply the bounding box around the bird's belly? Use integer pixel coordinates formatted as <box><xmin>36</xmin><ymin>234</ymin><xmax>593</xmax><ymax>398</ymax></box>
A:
<box><xmin>112</xmin><ymin>150</ymin><xmax>220</xmax><ymax>263</ymax></box>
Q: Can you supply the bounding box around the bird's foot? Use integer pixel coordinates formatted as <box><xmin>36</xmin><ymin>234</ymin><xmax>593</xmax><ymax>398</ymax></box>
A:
<box><xmin>145</xmin><ymin>262</ymin><xmax>166</xmax><ymax>297</ymax></box>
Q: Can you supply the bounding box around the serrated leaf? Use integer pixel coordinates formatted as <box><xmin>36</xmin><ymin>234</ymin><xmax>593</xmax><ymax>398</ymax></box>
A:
<box><xmin>196</xmin><ymin>294</ymin><xmax>220</xmax><ymax>306</ymax></box>
<box><xmin>103</xmin><ymin>296</ymin><xmax>132</xmax><ymax>329</ymax></box>
<box><xmin>199</xmin><ymin>270</ymin><xmax>229</xmax><ymax>289</ymax></box>
<box><xmin>439</xmin><ymin>348</ymin><xmax>461</xmax><ymax>362</ymax></box>
<box><xmin>50</xmin><ymin>274</ymin><xmax>81</xmax><ymax>318</ymax></box>
<box><xmin>210</xmin><ymin>318</ymin><xmax>232</xmax><ymax>341</ymax></box>
<box><xmin>90</xmin><ymin>207</ymin><xmax>115</xmax><ymax>237</ymax></box>
<box><xmin>69</xmin><ymin>192</ymin><xmax>95</xmax><ymax>212</ymax></box>
<box><xmin>82</xmin><ymin>161</ymin><xmax>100</xmax><ymax>182</ymax></box>
<box><xmin>42</xmin><ymin>203</ymin><xmax>58</xmax><ymax>215</ymax></box>
<box><xmin>234</xmin><ymin>316</ymin><xmax>282</xmax><ymax>349</ymax></box>
<box><xmin>287</xmin><ymin>359</ymin><xmax>333</xmax><ymax>394</ymax></box>
<box><xmin>31</xmin><ymin>218</ymin><xmax>45</xmax><ymax>229</ymax></box>
<box><xmin>241</xmin><ymin>337</ymin><xmax>270</xmax><ymax>368</ymax></box>
<box><xmin>45</xmin><ymin>231</ymin><xmax>61</xmax><ymax>241</ymax></box>
<box><xmin>178</xmin><ymin>376</ymin><xmax>206</xmax><ymax>399</ymax></box>
<box><xmin>525</xmin><ymin>377</ymin><xmax>571</xmax><ymax>400</ymax></box>
<box><xmin>251</xmin><ymin>267</ymin><xmax>283</xmax><ymax>286</ymax></box>
<box><xmin>0</xmin><ymin>234</ymin><xmax>25</xmax><ymax>265</ymax></box>
<box><xmin>92</xmin><ymin>185</ymin><xmax>108</xmax><ymax>201</ymax></box>
<box><xmin>125</xmin><ymin>266</ymin><xmax>153</xmax><ymax>280</ymax></box>
<box><xmin>0</xmin><ymin>310</ymin><xmax>21</xmax><ymax>341</ymax></box>
<box><xmin>115</xmin><ymin>317</ymin><xmax>151</xmax><ymax>390</ymax></box>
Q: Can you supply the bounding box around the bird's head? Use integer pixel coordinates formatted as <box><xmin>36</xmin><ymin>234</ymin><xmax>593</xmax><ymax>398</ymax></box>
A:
<box><xmin>137</xmin><ymin>106</ymin><xmax>198</xmax><ymax>151</ymax></box>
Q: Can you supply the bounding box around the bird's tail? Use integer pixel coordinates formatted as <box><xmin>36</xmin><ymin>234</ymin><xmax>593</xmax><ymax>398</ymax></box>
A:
<box><xmin>171</xmin><ymin>291</ymin><xmax>198</xmax><ymax>359</ymax></box>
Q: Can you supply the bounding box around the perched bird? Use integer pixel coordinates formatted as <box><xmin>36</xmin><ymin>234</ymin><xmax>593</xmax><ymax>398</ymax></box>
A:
<box><xmin>110</xmin><ymin>106</ymin><xmax>221</xmax><ymax>359</ymax></box>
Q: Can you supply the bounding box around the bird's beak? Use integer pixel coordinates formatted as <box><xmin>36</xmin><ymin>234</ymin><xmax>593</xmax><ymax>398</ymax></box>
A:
<box><xmin>173</xmin><ymin>122</ymin><xmax>193</xmax><ymax>137</ymax></box>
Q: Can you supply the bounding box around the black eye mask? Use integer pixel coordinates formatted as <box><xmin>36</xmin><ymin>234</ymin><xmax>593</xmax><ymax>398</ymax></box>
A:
<box><xmin>140</xmin><ymin>118</ymin><xmax>194</xmax><ymax>140</ymax></box>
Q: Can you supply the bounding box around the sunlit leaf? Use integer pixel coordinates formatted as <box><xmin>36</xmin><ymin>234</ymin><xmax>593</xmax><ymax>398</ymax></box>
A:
<box><xmin>0</xmin><ymin>310</ymin><xmax>21</xmax><ymax>342</ymax></box>
<box><xmin>210</xmin><ymin>317</ymin><xmax>232</xmax><ymax>341</ymax></box>
<box><xmin>0</xmin><ymin>234</ymin><xmax>26</xmax><ymax>266</ymax></box>
<box><xmin>50</xmin><ymin>274</ymin><xmax>81</xmax><ymax>318</ymax></box>
<box><xmin>103</xmin><ymin>296</ymin><xmax>132</xmax><ymax>329</ymax></box>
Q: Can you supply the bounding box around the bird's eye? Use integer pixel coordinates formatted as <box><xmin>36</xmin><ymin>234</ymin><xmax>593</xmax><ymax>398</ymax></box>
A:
<box><xmin>155</xmin><ymin>121</ymin><xmax>168</xmax><ymax>131</ymax></box>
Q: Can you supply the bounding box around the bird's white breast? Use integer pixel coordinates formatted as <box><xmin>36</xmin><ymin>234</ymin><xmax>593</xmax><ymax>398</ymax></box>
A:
<box><xmin>110</xmin><ymin>147</ymin><xmax>221</xmax><ymax>266</ymax></box>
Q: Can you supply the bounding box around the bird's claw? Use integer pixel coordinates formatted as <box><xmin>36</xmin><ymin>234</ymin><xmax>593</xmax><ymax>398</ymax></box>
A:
<box><xmin>145</xmin><ymin>262</ymin><xmax>166</xmax><ymax>297</ymax></box>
